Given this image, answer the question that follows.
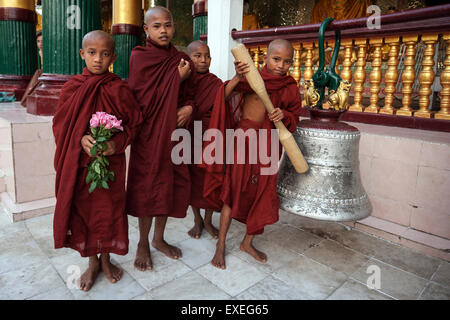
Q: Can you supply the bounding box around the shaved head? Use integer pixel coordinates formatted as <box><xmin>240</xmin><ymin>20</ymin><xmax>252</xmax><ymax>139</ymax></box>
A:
<box><xmin>267</xmin><ymin>39</ymin><xmax>294</xmax><ymax>58</ymax></box>
<box><xmin>82</xmin><ymin>30</ymin><xmax>115</xmax><ymax>51</ymax></box>
<box><xmin>144</xmin><ymin>6</ymin><xmax>173</xmax><ymax>25</ymax></box>
<box><xmin>187</xmin><ymin>40</ymin><xmax>209</xmax><ymax>55</ymax></box>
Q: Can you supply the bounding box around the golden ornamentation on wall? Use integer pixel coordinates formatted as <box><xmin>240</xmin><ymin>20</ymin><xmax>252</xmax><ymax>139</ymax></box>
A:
<box><xmin>380</xmin><ymin>37</ymin><xmax>400</xmax><ymax>114</ymax></box>
<box><xmin>397</xmin><ymin>35</ymin><xmax>418</xmax><ymax>116</ymax></box>
<box><xmin>416</xmin><ymin>34</ymin><xmax>438</xmax><ymax>118</ymax></box>
<box><xmin>349</xmin><ymin>39</ymin><xmax>367</xmax><ymax>112</ymax></box>
<box><xmin>436</xmin><ymin>35</ymin><xmax>450</xmax><ymax>120</ymax></box>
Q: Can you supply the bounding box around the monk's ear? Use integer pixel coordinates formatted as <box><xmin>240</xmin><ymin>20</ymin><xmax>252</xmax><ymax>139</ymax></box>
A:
<box><xmin>79</xmin><ymin>49</ymin><xmax>85</xmax><ymax>60</ymax></box>
<box><xmin>143</xmin><ymin>24</ymin><xmax>149</xmax><ymax>37</ymax></box>
<box><xmin>111</xmin><ymin>53</ymin><xmax>117</xmax><ymax>65</ymax></box>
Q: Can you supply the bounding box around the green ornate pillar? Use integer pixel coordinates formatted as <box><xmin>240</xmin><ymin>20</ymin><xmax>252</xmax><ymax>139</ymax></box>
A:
<box><xmin>111</xmin><ymin>0</ymin><xmax>142</xmax><ymax>79</ymax></box>
<box><xmin>0</xmin><ymin>0</ymin><xmax>37</xmax><ymax>100</ymax></box>
<box><xmin>27</xmin><ymin>0</ymin><xmax>101</xmax><ymax>115</ymax></box>
<box><xmin>192</xmin><ymin>0</ymin><xmax>207</xmax><ymax>41</ymax></box>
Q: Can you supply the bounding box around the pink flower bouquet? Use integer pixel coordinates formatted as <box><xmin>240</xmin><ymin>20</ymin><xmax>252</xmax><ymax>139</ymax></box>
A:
<box><xmin>85</xmin><ymin>112</ymin><xmax>123</xmax><ymax>193</ymax></box>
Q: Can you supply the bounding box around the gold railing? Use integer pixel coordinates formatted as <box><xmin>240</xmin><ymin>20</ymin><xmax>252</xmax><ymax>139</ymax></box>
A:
<box><xmin>245</xmin><ymin>33</ymin><xmax>450</xmax><ymax>120</ymax></box>
<box><xmin>226</xmin><ymin>5</ymin><xmax>450</xmax><ymax>123</ymax></box>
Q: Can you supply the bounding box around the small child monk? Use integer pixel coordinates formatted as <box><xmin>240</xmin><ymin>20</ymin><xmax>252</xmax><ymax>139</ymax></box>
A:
<box><xmin>185</xmin><ymin>40</ymin><xmax>223</xmax><ymax>239</ymax></box>
<box><xmin>126</xmin><ymin>6</ymin><xmax>195</xmax><ymax>271</ymax></box>
<box><xmin>204</xmin><ymin>39</ymin><xmax>303</xmax><ymax>269</ymax></box>
<box><xmin>185</xmin><ymin>40</ymin><xmax>250</xmax><ymax>239</ymax></box>
<box><xmin>52</xmin><ymin>30</ymin><xmax>142</xmax><ymax>291</ymax></box>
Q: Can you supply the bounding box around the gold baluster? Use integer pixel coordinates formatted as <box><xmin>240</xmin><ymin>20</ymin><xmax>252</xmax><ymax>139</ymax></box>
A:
<box><xmin>340</xmin><ymin>39</ymin><xmax>353</xmax><ymax>83</ymax></box>
<box><xmin>380</xmin><ymin>37</ymin><xmax>400</xmax><ymax>114</ymax></box>
<box><xmin>349</xmin><ymin>39</ymin><xmax>367</xmax><ymax>112</ymax></box>
<box><xmin>435</xmin><ymin>34</ymin><xmax>450</xmax><ymax>120</ymax></box>
<box><xmin>365</xmin><ymin>38</ymin><xmax>383</xmax><ymax>113</ymax></box>
<box><xmin>397</xmin><ymin>35</ymin><xmax>418</xmax><ymax>116</ymax></box>
<box><xmin>303</xmin><ymin>43</ymin><xmax>314</xmax><ymax>81</ymax></box>
<box><xmin>253</xmin><ymin>47</ymin><xmax>260</xmax><ymax>70</ymax></box>
<box><xmin>292</xmin><ymin>44</ymin><xmax>301</xmax><ymax>85</ymax></box>
<box><xmin>261</xmin><ymin>45</ymin><xmax>267</xmax><ymax>68</ymax></box>
<box><xmin>415</xmin><ymin>34</ymin><xmax>438</xmax><ymax>118</ymax></box>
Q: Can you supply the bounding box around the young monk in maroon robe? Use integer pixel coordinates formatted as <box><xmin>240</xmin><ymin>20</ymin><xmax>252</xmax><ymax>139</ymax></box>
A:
<box><xmin>185</xmin><ymin>40</ymin><xmax>223</xmax><ymax>239</ymax></box>
<box><xmin>186</xmin><ymin>40</ymin><xmax>250</xmax><ymax>239</ymax></box>
<box><xmin>52</xmin><ymin>31</ymin><xmax>142</xmax><ymax>291</ymax></box>
<box><xmin>204</xmin><ymin>39</ymin><xmax>302</xmax><ymax>269</ymax></box>
<box><xmin>126</xmin><ymin>6</ymin><xmax>195</xmax><ymax>271</ymax></box>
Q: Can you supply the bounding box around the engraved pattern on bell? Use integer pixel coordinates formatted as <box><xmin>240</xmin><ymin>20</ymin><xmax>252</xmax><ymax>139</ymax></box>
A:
<box><xmin>277</xmin><ymin>120</ymin><xmax>372</xmax><ymax>222</ymax></box>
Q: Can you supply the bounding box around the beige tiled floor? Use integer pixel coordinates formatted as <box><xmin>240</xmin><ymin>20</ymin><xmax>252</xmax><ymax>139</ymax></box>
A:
<box><xmin>0</xmin><ymin>208</ymin><xmax>449</xmax><ymax>300</ymax></box>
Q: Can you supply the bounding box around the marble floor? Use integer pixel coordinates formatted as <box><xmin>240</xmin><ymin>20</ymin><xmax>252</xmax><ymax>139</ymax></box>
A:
<box><xmin>0</xmin><ymin>207</ymin><xmax>449</xmax><ymax>300</ymax></box>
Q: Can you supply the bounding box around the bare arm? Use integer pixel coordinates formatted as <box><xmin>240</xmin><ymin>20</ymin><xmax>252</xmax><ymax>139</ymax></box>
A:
<box><xmin>224</xmin><ymin>60</ymin><xmax>249</xmax><ymax>100</ymax></box>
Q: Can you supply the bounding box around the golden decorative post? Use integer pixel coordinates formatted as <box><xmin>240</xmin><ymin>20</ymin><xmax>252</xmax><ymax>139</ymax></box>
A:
<box><xmin>380</xmin><ymin>37</ymin><xmax>400</xmax><ymax>114</ymax></box>
<box><xmin>112</xmin><ymin>0</ymin><xmax>142</xmax><ymax>78</ymax></box>
<box><xmin>349</xmin><ymin>39</ymin><xmax>367</xmax><ymax>112</ymax></box>
<box><xmin>303</xmin><ymin>43</ymin><xmax>314</xmax><ymax>81</ymax></box>
<box><xmin>415</xmin><ymin>34</ymin><xmax>438</xmax><ymax>118</ymax></box>
<box><xmin>435</xmin><ymin>34</ymin><xmax>450</xmax><ymax>120</ymax></box>
<box><xmin>261</xmin><ymin>45</ymin><xmax>267</xmax><ymax>68</ymax></box>
<box><xmin>292</xmin><ymin>44</ymin><xmax>301</xmax><ymax>85</ymax></box>
<box><xmin>397</xmin><ymin>35</ymin><xmax>418</xmax><ymax>116</ymax></box>
<box><xmin>365</xmin><ymin>38</ymin><xmax>383</xmax><ymax>113</ymax></box>
<box><xmin>0</xmin><ymin>0</ymin><xmax>34</xmax><ymax>9</ymax></box>
<box><xmin>113</xmin><ymin>0</ymin><xmax>142</xmax><ymax>26</ymax></box>
<box><xmin>252</xmin><ymin>47</ymin><xmax>260</xmax><ymax>70</ymax></box>
<box><xmin>340</xmin><ymin>39</ymin><xmax>353</xmax><ymax>83</ymax></box>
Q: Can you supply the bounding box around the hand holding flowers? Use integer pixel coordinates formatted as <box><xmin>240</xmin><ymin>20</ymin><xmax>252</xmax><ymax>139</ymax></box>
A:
<box><xmin>83</xmin><ymin>112</ymin><xmax>123</xmax><ymax>193</ymax></box>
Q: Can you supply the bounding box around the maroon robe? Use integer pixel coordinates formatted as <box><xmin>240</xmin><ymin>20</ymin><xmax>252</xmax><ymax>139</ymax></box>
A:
<box><xmin>53</xmin><ymin>68</ymin><xmax>143</xmax><ymax>257</ymax></box>
<box><xmin>126</xmin><ymin>38</ymin><xmax>195</xmax><ymax>218</ymax></box>
<box><xmin>203</xmin><ymin>67</ymin><xmax>302</xmax><ymax>235</ymax></box>
<box><xmin>188</xmin><ymin>71</ymin><xmax>223</xmax><ymax>211</ymax></box>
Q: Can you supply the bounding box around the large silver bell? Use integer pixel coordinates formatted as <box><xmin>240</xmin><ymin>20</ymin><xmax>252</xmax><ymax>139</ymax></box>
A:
<box><xmin>277</xmin><ymin>109</ymin><xmax>372</xmax><ymax>222</ymax></box>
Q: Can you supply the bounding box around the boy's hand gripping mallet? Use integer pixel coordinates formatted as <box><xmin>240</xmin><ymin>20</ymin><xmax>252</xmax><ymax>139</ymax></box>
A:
<box><xmin>231</xmin><ymin>44</ymin><xmax>308</xmax><ymax>173</ymax></box>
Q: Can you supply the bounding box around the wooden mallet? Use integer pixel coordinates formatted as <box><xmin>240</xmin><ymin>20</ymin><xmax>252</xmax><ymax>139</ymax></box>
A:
<box><xmin>231</xmin><ymin>44</ymin><xmax>309</xmax><ymax>174</ymax></box>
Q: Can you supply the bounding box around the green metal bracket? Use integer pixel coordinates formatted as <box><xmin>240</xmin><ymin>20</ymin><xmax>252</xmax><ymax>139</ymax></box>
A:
<box><xmin>312</xmin><ymin>18</ymin><xmax>342</xmax><ymax>109</ymax></box>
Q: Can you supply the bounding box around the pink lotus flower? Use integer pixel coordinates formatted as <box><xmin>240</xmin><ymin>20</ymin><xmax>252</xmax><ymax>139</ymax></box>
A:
<box><xmin>86</xmin><ymin>111</ymin><xmax>124</xmax><ymax>193</ymax></box>
<box><xmin>97</xmin><ymin>112</ymin><xmax>108</xmax><ymax>126</ymax></box>
<box><xmin>89</xmin><ymin>115</ymin><xmax>99</xmax><ymax>128</ymax></box>
<box><xmin>89</xmin><ymin>112</ymin><xmax>123</xmax><ymax>131</ymax></box>
<box><xmin>111</xmin><ymin>119</ymin><xmax>123</xmax><ymax>131</ymax></box>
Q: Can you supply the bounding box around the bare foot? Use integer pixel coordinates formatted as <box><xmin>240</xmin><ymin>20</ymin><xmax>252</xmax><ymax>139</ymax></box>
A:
<box><xmin>134</xmin><ymin>241</ymin><xmax>153</xmax><ymax>271</ymax></box>
<box><xmin>188</xmin><ymin>220</ymin><xmax>203</xmax><ymax>239</ymax></box>
<box><xmin>204</xmin><ymin>221</ymin><xmax>219</xmax><ymax>239</ymax></box>
<box><xmin>152</xmin><ymin>239</ymin><xmax>182</xmax><ymax>259</ymax></box>
<box><xmin>79</xmin><ymin>257</ymin><xmax>100</xmax><ymax>292</ymax></box>
<box><xmin>240</xmin><ymin>242</ymin><xmax>267</xmax><ymax>263</ymax></box>
<box><xmin>100</xmin><ymin>254</ymin><xmax>123</xmax><ymax>283</ymax></box>
<box><xmin>211</xmin><ymin>243</ymin><xmax>226</xmax><ymax>269</ymax></box>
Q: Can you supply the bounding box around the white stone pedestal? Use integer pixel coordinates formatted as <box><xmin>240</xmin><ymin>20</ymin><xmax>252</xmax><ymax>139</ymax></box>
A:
<box><xmin>0</xmin><ymin>102</ymin><xmax>55</xmax><ymax>222</ymax></box>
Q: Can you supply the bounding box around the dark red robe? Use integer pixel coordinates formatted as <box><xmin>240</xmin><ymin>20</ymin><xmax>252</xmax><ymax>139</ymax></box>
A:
<box><xmin>188</xmin><ymin>71</ymin><xmax>223</xmax><ymax>211</ymax></box>
<box><xmin>203</xmin><ymin>67</ymin><xmax>302</xmax><ymax>235</ymax></box>
<box><xmin>53</xmin><ymin>68</ymin><xmax>142</xmax><ymax>257</ymax></box>
<box><xmin>126</xmin><ymin>38</ymin><xmax>195</xmax><ymax>218</ymax></box>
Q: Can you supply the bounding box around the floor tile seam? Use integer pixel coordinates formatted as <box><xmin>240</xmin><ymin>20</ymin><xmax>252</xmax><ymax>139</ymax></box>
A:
<box><xmin>190</xmin><ymin>269</ymin><xmax>233</xmax><ymax>300</ymax></box>
<box><xmin>131</xmin><ymin>261</ymin><xmax>194</xmax><ymax>293</ymax></box>
<box><xmin>271</xmin><ymin>253</ymin><xmax>349</xmax><ymax>299</ymax></box>
<box><xmin>347</xmin><ymin>276</ymin><xmax>399</xmax><ymax>300</ymax></box>
<box><xmin>369</xmin><ymin>256</ymin><xmax>438</xmax><ymax>282</ymax></box>
<box><xmin>300</xmin><ymin>249</ymin><xmax>363</xmax><ymax>279</ymax></box>
<box><xmin>322</xmin><ymin>236</ymin><xmax>377</xmax><ymax>260</ymax></box>
<box><xmin>24</xmin><ymin>283</ymin><xmax>76</xmax><ymax>300</ymax></box>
